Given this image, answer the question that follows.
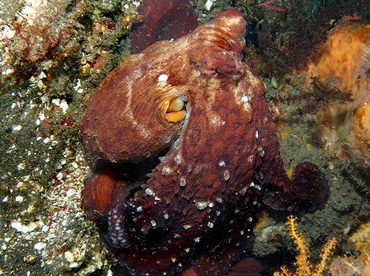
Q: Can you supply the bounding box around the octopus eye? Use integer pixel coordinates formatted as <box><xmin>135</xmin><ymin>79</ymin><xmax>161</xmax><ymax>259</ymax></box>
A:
<box><xmin>164</xmin><ymin>97</ymin><xmax>187</xmax><ymax>122</ymax></box>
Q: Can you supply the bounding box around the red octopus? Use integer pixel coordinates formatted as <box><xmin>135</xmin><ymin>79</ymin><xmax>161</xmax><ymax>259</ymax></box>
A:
<box><xmin>80</xmin><ymin>8</ymin><xmax>328</xmax><ymax>276</ymax></box>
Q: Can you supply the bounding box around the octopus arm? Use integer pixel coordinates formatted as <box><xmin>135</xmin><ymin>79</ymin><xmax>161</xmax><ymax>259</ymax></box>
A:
<box><xmin>260</xmin><ymin>143</ymin><xmax>328</xmax><ymax>211</ymax></box>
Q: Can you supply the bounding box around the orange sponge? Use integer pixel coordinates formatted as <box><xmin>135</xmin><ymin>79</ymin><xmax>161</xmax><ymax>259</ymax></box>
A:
<box><xmin>305</xmin><ymin>21</ymin><xmax>370</xmax><ymax>163</ymax></box>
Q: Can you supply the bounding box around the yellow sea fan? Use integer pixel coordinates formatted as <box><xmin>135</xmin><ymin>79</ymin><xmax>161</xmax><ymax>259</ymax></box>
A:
<box><xmin>274</xmin><ymin>215</ymin><xmax>336</xmax><ymax>276</ymax></box>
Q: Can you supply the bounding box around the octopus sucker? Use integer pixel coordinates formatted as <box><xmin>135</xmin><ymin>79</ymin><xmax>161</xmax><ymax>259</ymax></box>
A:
<box><xmin>80</xmin><ymin>8</ymin><xmax>328</xmax><ymax>276</ymax></box>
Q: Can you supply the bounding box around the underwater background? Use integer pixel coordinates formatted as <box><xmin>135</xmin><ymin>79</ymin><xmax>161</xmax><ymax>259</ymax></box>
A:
<box><xmin>0</xmin><ymin>0</ymin><xmax>369</xmax><ymax>275</ymax></box>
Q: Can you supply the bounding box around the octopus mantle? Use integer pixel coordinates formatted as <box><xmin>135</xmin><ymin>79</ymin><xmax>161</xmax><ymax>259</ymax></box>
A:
<box><xmin>80</xmin><ymin>10</ymin><xmax>327</xmax><ymax>276</ymax></box>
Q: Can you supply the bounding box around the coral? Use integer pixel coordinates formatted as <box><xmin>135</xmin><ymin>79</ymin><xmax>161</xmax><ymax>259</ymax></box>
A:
<box><xmin>305</xmin><ymin>21</ymin><xmax>370</xmax><ymax>164</ymax></box>
<box><xmin>274</xmin><ymin>216</ymin><xmax>336</xmax><ymax>276</ymax></box>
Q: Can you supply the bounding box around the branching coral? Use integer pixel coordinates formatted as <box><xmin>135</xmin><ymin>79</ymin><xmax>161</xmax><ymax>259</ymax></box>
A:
<box><xmin>274</xmin><ymin>215</ymin><xmax>336</xmax><ymax>276</ymax></box>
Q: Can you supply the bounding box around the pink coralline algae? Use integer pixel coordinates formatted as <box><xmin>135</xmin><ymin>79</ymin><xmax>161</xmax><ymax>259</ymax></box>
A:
<box><xmin>12</xmin><ymin>9</ymin><xmax>76</xmax><ymax>63</ymax></box>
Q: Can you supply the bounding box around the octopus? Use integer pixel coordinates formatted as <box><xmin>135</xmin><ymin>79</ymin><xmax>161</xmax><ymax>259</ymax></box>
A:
<box><xmin>130</xmin><ymin>0</ymin><xmax>198</xmax><ymax>54</ymax></box>
<box><xmin>80</xmin><ymin>9</ymin><xmax>328</xmax><ymax>276</ymax></box>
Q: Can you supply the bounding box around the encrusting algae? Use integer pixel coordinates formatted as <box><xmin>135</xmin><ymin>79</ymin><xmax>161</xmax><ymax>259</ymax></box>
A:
<box><xmin>274</xmin><ymin>215</ymin><xmax>337</xmax><ymax>276</ymax></box>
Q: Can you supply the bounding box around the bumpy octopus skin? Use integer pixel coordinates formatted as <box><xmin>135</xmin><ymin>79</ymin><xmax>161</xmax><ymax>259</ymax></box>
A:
<box><xmin>130</xmin><ymin>0</ymin><xmax>198</xmax><ymax>54</ymax></box>
<box><xmin>80</xmin><ymin>10</ymin><xmax>328</xmax><ymax>276</ymax></box>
